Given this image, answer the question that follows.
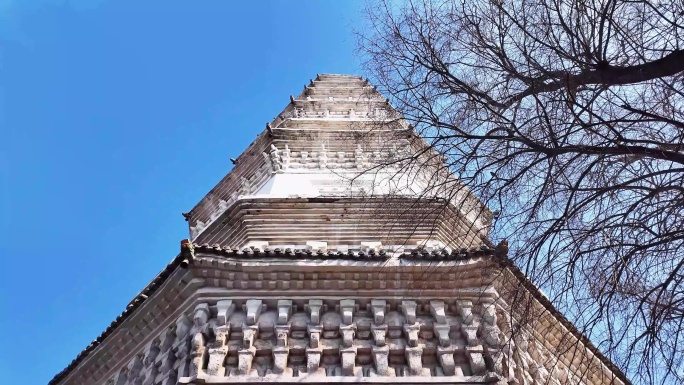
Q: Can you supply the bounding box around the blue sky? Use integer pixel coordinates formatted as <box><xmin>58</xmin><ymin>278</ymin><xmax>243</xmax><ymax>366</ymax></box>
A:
<box><xmin>0</xmin><ymin>1</ymin><xmax>362</xmax><ymax>383</ymax></box>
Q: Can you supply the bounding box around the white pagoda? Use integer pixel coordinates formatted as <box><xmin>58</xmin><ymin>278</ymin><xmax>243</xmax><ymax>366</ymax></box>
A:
<box><xmin>50</xmin><ymin>74</ymin><xmax>629</xmax><ymax>385</ymax></box>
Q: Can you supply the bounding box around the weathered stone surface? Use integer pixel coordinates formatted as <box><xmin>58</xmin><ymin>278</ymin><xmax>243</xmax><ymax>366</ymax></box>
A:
<box><xmin>405</xmin><ymin>346</ymin><xmax>424</xmax><ymax>376</ymax></box>
<box><xmin>193</xmin><ymin>303</ymin><xmax>210</xmax><ymax>327</ymax></box>
<box><xmin>462</xmin><ymin>325</ymin><xmax>480</xmax><ymax>347</ymax></box>
<box><xmin>242</xmin><ymin>325</ymin><xmax>257</xmax><ymax>350</ymax></box>
<box><xmin>245</xmin><ymin>299</ymin><xmax>263</xmax><ymax>325</ymax></box>
<box><xmin>237</xmin><ymin>347</ymin><xmax>256</xmax><ymax>375</ymax></box>
<box><xmin>482</xmin><ymin>303</ymin><xmax>497</xmax><ymax>325</ymax></box>
<box><xmin>271</xmin><ymin>347</ymin><xmax>289</xmax><ymax>375</ymax></box>
<box><xmin>404</xmin><ymin>323</ymin><xmax>420</xmax><ymax>347</ymax></box>
<box><xmin>371</xmin><ymin>324</ymin><xmax>387</xmax><ymax>346</ymax></box>
<box><xmin>274</xmin><ymin>325</ymin><xmax>289</xmax><ymax>347</ymax></box>
<box><xmin>306</xmin><ymin>348</ymin><xmax>323</xmax><ymax>375</ymax></box>
<box><xmin>400</xmin><ymin>300</ymin><xmax>417</xmax><ymax>324</ymax></box>
<box><xmin>437</xmin><ymin>346</ymin><xmax>456</xmax><ymax>376</ymax></box>
<box><xmin>103</xmin><ymin>295</ymin><xmax>530</xmax><ymax>382</ymax></box>
<box><xmin>276</xmin><ymin>300</ymin><xmax>292</xmax><ymax>325</ymax></box>
<box><xmin>430</xmin><ymin>300</ymin><xmax>447</xmax><ymax>324</ymax></box>
<box><xmin>308</xmin><ymin>326</ymin><xmax>321</xmax><ymax>349</ymax></box>
<box><xmin>433</xmin><ymin>324</ymin><xmax>451</xmax><ymax>347</ymax></box>
<box><xmin>216</xmin><ymin>300</ymin><xmax>235</xmax><ymax>326</ymax></box>
<box><xmin>69</xmin><ymin>292</ymin><xmax>626</xmax><ymax>385</ymax></box>
<box><xmin>307</xmin><ymin>299</ymin><xmax>323</xmax><ymax>325</ymax></box>
<box><xmin>339</xmin><ymin>299</ymin><xmax>355</xmax><ymax>325</ymax></box>
<box><xmin>371</xmin><ymin>299</ymin><xmax>386</xmax><ymax>324</ymax></box>
<box><xmin>340</xmin><ymin>347</ymin><xmax>358</xmax><ymax>376</ymax></box>
<box><xmin>339</xmin><ymin>324</ymin><xmax>356</xmax><ymax>348</ymax></box>
<box><xmin>371</xmin><ymin>346</ymin><xmax>392</xmax><ymax>376</ymax></box>
<box><xmin>206</xmin><ymin>346</ymin><xmax>228</xmax><ymax>376</ymax></box>
<box><xmin>468</xmin><ymin>350</ymin><xmax>487</xmax><ymax>375</ymax></box>
<box><xmin>457</xmin><ymin>300</ymin><xmax>474</xmax><ymax>325</ymax></box>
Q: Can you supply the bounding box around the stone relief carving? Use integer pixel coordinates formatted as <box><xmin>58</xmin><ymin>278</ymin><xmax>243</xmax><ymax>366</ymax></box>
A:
<box><xmin>105</xmin><ymin>297</ymin><xmax>507</xmax><ymax>384</ymax></box>
<box><xmin>103</xmin><ymin>295</ymin><xmax>603</xmax><ymax>385</ymax></box>
<box><xmin>263</xmin><ymin>144</ymin><xmax>283</xmax><ymax>173</ymax></box>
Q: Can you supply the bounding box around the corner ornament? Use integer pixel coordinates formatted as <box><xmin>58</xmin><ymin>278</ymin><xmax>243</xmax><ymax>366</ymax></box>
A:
<box><xmin>180</xmin><ymin>239</ymin><xmax>195</xmax><ymax>268</ymax></box>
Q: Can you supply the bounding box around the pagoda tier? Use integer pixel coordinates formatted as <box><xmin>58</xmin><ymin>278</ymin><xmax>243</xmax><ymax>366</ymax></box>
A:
<box><xmin>50</xmin><ymin>75</ymin><xmax>628</xmax><ymax>385</ymax></box>
<box><xmin>186</xmin><ymin>74</ymin><xmax>491</xmax><ymax>253</ymax></box>
<box><xmin>50</xmin><ymin>244</ymin><xmax>627</xmax><ymax>385</ymax></box>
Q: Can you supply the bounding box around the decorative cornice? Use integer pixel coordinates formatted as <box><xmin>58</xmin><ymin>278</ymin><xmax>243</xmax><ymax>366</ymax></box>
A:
<box><xmin>49</xmin><ymin>238</ymin><xmax>629</xmax><ymax>385</ymax></box>
<box><xmin>188</xmin><ymin>242</ymin><xmax>502</xmax><ymax>261</ymax></box>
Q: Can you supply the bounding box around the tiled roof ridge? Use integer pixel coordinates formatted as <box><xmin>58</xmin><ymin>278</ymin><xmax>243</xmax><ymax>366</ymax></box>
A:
<box><xmin>315</xmin><ymin>73</ymin><xmax>364</xmax><ymax>77</ymax></box>
<box><xmin>49</xmin><ymin>239</ymin><xmax>630</xmax><ymax>385</ymax></box>
<box><xmin>188</xmin><ymin>241</ymin><xmax>503</xmax><ymax>261</ymax></box>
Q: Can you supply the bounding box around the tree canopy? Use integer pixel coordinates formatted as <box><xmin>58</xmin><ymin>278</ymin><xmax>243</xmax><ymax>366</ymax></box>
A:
<box><xmin>358</xmin><ymin>0</ymin><xmax>684</xmax><ymax>383</ymax></box>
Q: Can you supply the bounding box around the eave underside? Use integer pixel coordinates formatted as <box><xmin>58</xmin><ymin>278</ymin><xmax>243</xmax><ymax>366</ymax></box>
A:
<box><xmin>51</xmin><ymin>247</ymin><xmax>629</xmax><ymax>385</ymax></box>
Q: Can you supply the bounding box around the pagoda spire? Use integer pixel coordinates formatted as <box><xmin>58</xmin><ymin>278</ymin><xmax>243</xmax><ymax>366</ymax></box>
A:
<box><xmin>185</xmin><ymin>74</ymin><xmax>491</xmax><ymax>253</ymax></box>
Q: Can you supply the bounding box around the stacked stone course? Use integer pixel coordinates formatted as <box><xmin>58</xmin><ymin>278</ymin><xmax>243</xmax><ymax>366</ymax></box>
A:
<box><xmin>104</xmin><ymin>297</ymin><xmax>503</xmax><ymax>384</ymax></box>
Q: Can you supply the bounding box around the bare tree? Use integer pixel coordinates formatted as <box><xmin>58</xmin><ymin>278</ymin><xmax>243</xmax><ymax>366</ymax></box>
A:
<box><xmin>357</xmin><ymin>0</ymin><xmax>684</xmax><ymax>383</ymax></box>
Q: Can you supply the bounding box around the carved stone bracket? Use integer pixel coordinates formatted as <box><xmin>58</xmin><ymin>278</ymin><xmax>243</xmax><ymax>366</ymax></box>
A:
<box><xmin>319</xmin><ymin>144</ymin><xmax>328</xmax><ymax>168</ymax></box>
<box><xmin>433</xmin><ymin>324</ymin><xmax>451</xmax><ymax>347</ymax></box>
<box><xmin>308</xmin><ymin>326</ymin><xmax>322</xmax><ymax>349</ymax></box>
<box><xmin>371</xmin><ymin>345</ymin><xmax>392</xmax><ymax>376</ymax></box>
<box><xmin>175</xmin><ymin>314</ymin><xmax>192</xmax><ymax>344</ymax></box>
<box><xmin>272</xmin><ymin>347</ymin><xmax>291</xmax><ymax>375</ymax></box>
<box><xmin>339</xmin><ymin>299</ymin><xmax>355</xmax><ymax>324</ymax></box>
<box><xmin>467</xmin><ymin>347</ymin><xmax>487</xmax><ymax>375</ymax></box>
<box><xmin>437</xmin><ymin>346</ymin><xmax>456</xmax><ymax>376</ymax></box>
<box><xmin>277</xmin><ymin>299</ymin><xmax>292</xmax><ymax>325</ymax></box>
<box><xmin>482</xmin><ymin>303</ymin><xmax>497</xmax><ymax>325</ymax></box>
<box><xmin>403</xmin><ymin>323</ymin><xmax>420</xmax><ymax>347</ymax></box>
<box><xmin>240</xmin><ymin>177</ymin><xmax>252</xmax><ymax>196</ymax></box>
<box><xmin>275</xmin><ymin>325</ymin><xmax>290</xmax><ymax>347</ymax></box>
<box><xmin>159</xmin><ymin>329</ymin><xmax>175</xmax><ymax>354</ymax></box>
<box><xmin>371</xmin><ymin>299</ymin><xmax>386</xmax><ymax>324</ymax></box>
<box><xmin>281</xmin><ymin>145</ymin><xmax>291</xmax><ymax>169</ymax></box>
<box><xmin>482</xmin><ymin>325</ymin><xmax>501</xmax><ymax>347</ymax></box>
<box><xmin>193</xmin><ymin>303</ymin><xmax>210</xmax><ymax>328</ymax></box>
<box><xmin>212</xmin><ymin>325</ymin><xmax>230</xmax><ymax>346</ymax></box>
<box><xmin>190</xmin><ymin>333</ymin><xmax>206</xmax><ymax>377</ymax></box>
<box><xmin>104</xmin><ymin>294</ymin><xmax>514</xmax><ymax>383</ymax></box>
<box><xmin>206</xmin><ymin>325</ymin><xmax>230</xmax><ymax>376</ymax></box>
<box><xmin>237</xmin><ymin>347</ymin><xmax>256</xmax><ymax>375</ymax></box>
<box><xmin>430</xmin><ymin>300</ymin><xmax>447</xmax><ymax>324</ymax></box>
<box><xmin>340</xmin><ymin>324</ymin><xmax>356</xmax><ymax>348</ymax></box>
<box><xmin>462</xmin><ymin>325</ymin><xmax>480</xmax><ymax>347</ymax></box>
<box><xmin>457</xmin><ymin>300</ymin><xmax>474</xmax><ymax>324</ymax></box>
<box><xmin>206</xmin><ymin>346</ymin><xmax>228</xmax><ymax>377</ymax></box>
<box><xmin>400</xmin><ymin>300</ymin><xmax>417</xmax><ymax>324</ymax></box>
<box><xmin>142</xmin><ymin>362</ymin><xmax>158</xmax><ymax>385</ymax></box>
<box><xmin>306</xmin><ymin>348</ymin><xmax>324</xmax><ymax>375</ymax></box>
<box><xmin>371</xmin><ymin>324</ymin><xmax>387</xmax><ymax>346</ymax></box>
<box><xmin>340</xmin><ymin>346</ymin><xmax>358</xmax><ymax>376</ymax></box>
<box><xmin>216</xmin><ymin>300</ymin><xmax>235</xmax><ymax>326</ymax></box>
<box><xmin>405</xmin><ymin>346</ymin><xmax>425</xmax><ymax>376</ymax></box>
<box><xmin>173</xmin><ymin>338</ymin><xmax>191</xmax><ymax>379</ymax></box>
<box><xmin>142</xmin><ymin>339</ymin><xmax>160</xmax><ymax>385</ymax></box>
<box><xmin>245</xmin><ymin>299</ymin><xmax>263</xmax><ymax>325</ymax></box>
<box><xmin>157</xmin><ymin>350</ymin><xmax>175</xmax><ymax>381</ymax></box>
<box><xmin>306</xmin><ymin>299</ymin><xmax>324</xmax><ymax>324</ymax></box>
<box><xmin>243</xmin><ymin>325</ymin><xmax>259</xmax><ymax>350</ymax></box>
